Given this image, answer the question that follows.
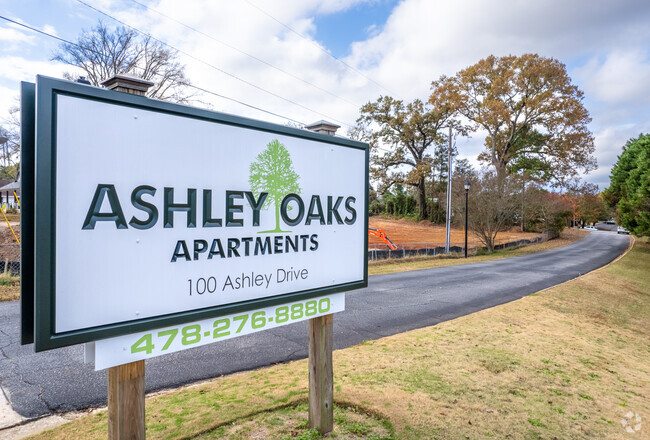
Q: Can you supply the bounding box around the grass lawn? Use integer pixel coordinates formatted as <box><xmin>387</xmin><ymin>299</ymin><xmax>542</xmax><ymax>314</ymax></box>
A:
<box><xmin>26</xmin><ymin>237</ymin><xmax>648</xmax><ymax>439</ymax></box>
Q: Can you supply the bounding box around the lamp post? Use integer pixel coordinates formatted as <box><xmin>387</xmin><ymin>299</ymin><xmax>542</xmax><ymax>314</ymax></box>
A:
<box><xmin>464</xmin><ymin>181</ymin><xmax>471</xmax><ymax>258</ymax></box>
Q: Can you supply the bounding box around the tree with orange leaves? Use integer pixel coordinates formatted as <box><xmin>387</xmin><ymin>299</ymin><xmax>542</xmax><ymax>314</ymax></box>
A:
<box><xmin>430</xmin><ymin>54</ymin><xmax>597</xmax><ymax>185</ymax></box>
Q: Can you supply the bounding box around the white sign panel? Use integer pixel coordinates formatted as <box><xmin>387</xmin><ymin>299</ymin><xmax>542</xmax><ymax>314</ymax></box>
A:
<box><xmin>94</xmin><ymin>293</ymin><xmax>344</xmax><ymax>370</ymax></box>
<box><xmin>53</xmin><ymin>94</ymin><xmax>365</xmax><ymax>334</ymax></box>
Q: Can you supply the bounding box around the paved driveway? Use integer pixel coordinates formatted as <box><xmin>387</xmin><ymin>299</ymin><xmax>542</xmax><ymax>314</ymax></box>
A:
<box><xmin>0</xmin><ymin>230</ymin><xmax>630</xmax><ymax>419</ymax></box>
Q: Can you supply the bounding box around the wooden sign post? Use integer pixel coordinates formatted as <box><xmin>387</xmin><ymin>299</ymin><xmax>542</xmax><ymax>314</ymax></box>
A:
<box><xmin>308</xmin><ymin>314</ymin><xmax>333</xmax><ymax>433</ymax></box>
<box><xmin>305</xmin><ymin>121</ymin><xmax>340</xmax><ymax>434</ymax></box>
<box><xmin>101</xmin><ymin>74</ymin><xmax>154</xmax><ymax>440</ymax></box>
<box><xmin>108</xmin><ymin>360</ymin><xmax>145</xmax><ymax>439</ymax></box>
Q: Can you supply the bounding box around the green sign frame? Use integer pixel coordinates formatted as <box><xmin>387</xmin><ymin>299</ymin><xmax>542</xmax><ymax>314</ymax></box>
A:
<box><xmin>22</xmin><ymin>75</ymin><xmax>369</xmax><ymax>352</ymax></box>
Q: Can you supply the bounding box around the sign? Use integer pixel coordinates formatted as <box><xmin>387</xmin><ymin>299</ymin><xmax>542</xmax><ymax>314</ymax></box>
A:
<box><xmin>94</xmin><ymin>293</ymin><xmax>344</xmax><ymax>370</ymax></box>
<box><xmin>25</xmin><ymin>76</ymin><xmax>368</xmax><ymax>351</ymax></box>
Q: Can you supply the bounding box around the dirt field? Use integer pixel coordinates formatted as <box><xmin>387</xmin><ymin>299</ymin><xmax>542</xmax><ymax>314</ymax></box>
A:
<box><xmin>0</xmin><ymin>217</ymin><xmax>543</xmax><ymax>255</ymax></box>
<box><xmin>0</xmin><ymin>217</ymin><xmax>539</xmax><ymax>252</ymax></box>
<box><xmin>0</xmin><ymin>223</ymin><xmax>20</xmax><ymax>260</ymax></box>
<box><xmin>369</xmin><ymin>216</ymin><xmax>541</xmax><ymax>247</ymax></box>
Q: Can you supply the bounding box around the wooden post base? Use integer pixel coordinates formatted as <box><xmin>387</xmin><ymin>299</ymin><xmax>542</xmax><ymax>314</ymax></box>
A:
<box><xmin>308</xmin><ymin>314</ymin><xmax>333</xmax><ymax>434</ymax></box>
<box><xmin>108</xmin><ymin>360</ymin><xmax>145</xmax><ymax>440</ymax></box>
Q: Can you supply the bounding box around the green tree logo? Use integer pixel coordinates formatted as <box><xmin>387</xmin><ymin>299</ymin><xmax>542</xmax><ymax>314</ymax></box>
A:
<box><xmin>249</xmin><ymin>139</ymin><xmax>301</xmax><ymax>233</ymax></box>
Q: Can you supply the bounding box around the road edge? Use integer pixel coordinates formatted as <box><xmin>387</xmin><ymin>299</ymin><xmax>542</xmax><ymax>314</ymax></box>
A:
<box><xmin>531</xmin><ymin>234</ymin><xmax>634</xmax><ymax>297</ymax></box>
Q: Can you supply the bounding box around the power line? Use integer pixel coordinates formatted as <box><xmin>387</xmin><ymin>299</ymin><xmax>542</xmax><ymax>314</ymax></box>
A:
<box><xmin>0</xmin><ymin>15</ymin><xmax>86</xmax><ymax>49</ymax></box>
<box><xmin>182</xmin><ymin>83</ymin><xmax>307</xmax><ymax>126</ymax></box>
<box><xmin>242</xmin><ymin>0</ymin><xmax>400</xmax><ymax>98</ymax></box>
<box><xmin>0</xmin><ymin>14</ymin><xmax>306</xmax><ymax>126</ymax></box>
<box><xmin>75</xmin><ymin>0</ymin><xmax>354</xmax><ymax>128</ymax></box>
<box><xmin>129</xmin><ymin>66</ymin><xmax>309</xmax><ymax>126</ymax></box>
<box><xmin>128</xmin><ymin>0</ymin><xmax>361</xmax><ymax>109</ymax></box>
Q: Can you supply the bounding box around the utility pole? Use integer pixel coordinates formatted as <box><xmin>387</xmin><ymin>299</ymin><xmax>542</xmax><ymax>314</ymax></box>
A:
<box><xmin>521</xmin><ymin>172</ymin><xmax>526</xmax><ymax>232</ymax></box>
<box><xmin>445</xmin><ymin>126</ymin><xmax>453</xmax><ymax>254</ymax></box>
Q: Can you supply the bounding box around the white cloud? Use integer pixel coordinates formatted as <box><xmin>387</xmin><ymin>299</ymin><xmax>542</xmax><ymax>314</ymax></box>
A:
<box><xmin>312</xmin><ymin>0</ymin><xmax>374</xmax><ymax>15</ymax></box>
<box><xmin>109</xmin><ymin>0</ymin><xmax>373</xmax><ymax>127</ymax></box>
<box><xmin>2</xmin><ymin>0</ymin><xmax>649</xmax><ymax>189</ymax></box>
<box><xmin>570</xmin><ymin>50</ymin><xmax>650</xmax><ymax>187</ymax></box>
<box><xmin>101</xmin><ymin>0</ymin><xmax>650</xmax><ymax>189</ymax></box>
<box><xmin>588</xmin><ymin>124</ymin><xmax>644</xmax><ymax>187</ymax></box>
<box><xmin>574</xmin><ymin>50</ymin><xmax>650</xmax><ymax>107</ymax></box>
<box><xmin>0</xmin><ymin>56</ymin><xmax>67</xmax><ymax>83</ymax></box>
<box><xmin>0</xmin><ymin>25</ymin><xmax>35</xmax><ymax>49</ymax></box>
<box><xmin>0</xmin><ymin>56</ymin><xmax>68</xmax><ymax>120</ymax></box>
<box><xmin>342</xmin><ymin>0</ymin><xmax>650</xmax><ymax>188</ymax></box>
<box><xmin>42</xmin><ymin>24</ymin><xmax>58</xmax><ymax>37</ymax></box>
<box><xmin>347</xmin><ymin>0</ymin><xmax>650</xmax><ymax>97</ymax></box>
<box><xmin>0</xmin><ymin>85</ymin><xmax>19</xmax><ymax>123</ymax></box>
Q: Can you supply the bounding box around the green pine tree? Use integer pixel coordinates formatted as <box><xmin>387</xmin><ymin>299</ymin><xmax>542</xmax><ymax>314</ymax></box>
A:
<box><xmin>249</xmin><ymin>139</ymin><xmax>301</xmax><ymax>233</ymax></box>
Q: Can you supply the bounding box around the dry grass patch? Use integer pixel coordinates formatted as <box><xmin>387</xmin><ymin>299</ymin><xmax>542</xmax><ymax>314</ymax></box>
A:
<box><xmin>0</xmin><ymin>286</ymin><xmax>19</xmax><ymax>301</ymax></box>
<box><xmin>0</xmin><ymin>274</ymin><xmax>20</xmax><ymax>301</ymax></box>
<box><xmin>27</xmin><ymin>239</ymin><xmax>647</xmax><ymax>440</ymax></box>
<box><xmin>349</xmin><ymin>241</ymin><xmax>648</xmax><ymax>439</ymax></box>
<box><xmin>3</xmin><ymin>213</ymin><xmax>20</xmax><ymax>223</ymax></box>
<box><xmin>190</xmin><ymin>403</ymin><xmax>394</xmax><ymax>440</ymax></box>
<box><xmin>28</xmin><ymin>375</ymin><xmax>394</xmax><ymax>440</ymax></box>
<box><xmin>369</xmin><ymin>228</ymin><xmax>588</xmax><ymax>276</ymax></box>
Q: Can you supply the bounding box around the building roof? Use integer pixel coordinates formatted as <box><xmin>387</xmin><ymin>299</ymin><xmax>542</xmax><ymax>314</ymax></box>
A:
<box><xmin>0</xmin><ymin>180</ymin><xmax>20</xmax><ymax>192</ymax></box>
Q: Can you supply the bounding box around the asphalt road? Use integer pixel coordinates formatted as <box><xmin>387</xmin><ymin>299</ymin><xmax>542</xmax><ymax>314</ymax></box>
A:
<box><xmin>0</xmin><ymin>230</ymin><xmax>630</xmax><ymax>419</ymax></box>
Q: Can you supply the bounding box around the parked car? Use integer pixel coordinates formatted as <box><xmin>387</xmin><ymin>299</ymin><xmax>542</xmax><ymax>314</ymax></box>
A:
<box><xmin>617</xmin><ymin>226</ymin><xmax>630</xmax><ymax>234</ymax></box>
<box><xmin>584</xmin><ymin>226</ymin><xmax>597</xmax><ymax>231</ymax></box>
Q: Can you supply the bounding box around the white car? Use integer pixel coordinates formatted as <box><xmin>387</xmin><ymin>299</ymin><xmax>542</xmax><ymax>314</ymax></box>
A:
<box><xmin>584</xmin><ymin>226</ymin><xmax>597</xmax><ymax>231</ymax></box>
<box><xmin>617</xmin><ymin>226</ymin><xmax>630</xmax><ymax>234</ymax></box>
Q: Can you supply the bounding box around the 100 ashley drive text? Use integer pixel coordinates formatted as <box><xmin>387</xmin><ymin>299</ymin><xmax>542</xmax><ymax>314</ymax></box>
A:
<box><xmin>188</xmin><ymin>267</ymin><xmax>309</xmax><ymax>295</ymax></box>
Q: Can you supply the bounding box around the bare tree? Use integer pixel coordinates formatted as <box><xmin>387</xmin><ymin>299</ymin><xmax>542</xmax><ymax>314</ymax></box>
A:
<box><xmin>522</xmin><ymin>188</ymin><xmax>572</xmax><ymax>236</ymax></box>
<box><xmin>454</xmin><ymin>170</ymin><xmax>517</xmax><ymax>252</ymax></box>
<box><xmin>0</xmin><ymin>100</ymin><xmax>21</xmax><ymax>179</ymax></box>
<box><xmin>52</xmin><ymin>21</ymin><xmax>195</xmax><ymax>104</ymax></box>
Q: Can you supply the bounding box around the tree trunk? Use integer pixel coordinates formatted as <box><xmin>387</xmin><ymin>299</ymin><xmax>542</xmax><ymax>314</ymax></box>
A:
<box><xmin>495</xmin><ymin>163</ymin><xmax>507</xmax><ymax>194</ymax></box>
<box><xmin>275</xmin><ymin>202</ymin><xmax>280</xmax><ymax>231</ymax></box>
<box><xmin>521</xmin><ymin>175</ymin><xmax>526</xmax><ymax>232</ymax></box>
<box><xmin>417</xmin><ymin>177</ymin><xmax>427</xmax><ymax>220</ymax></box>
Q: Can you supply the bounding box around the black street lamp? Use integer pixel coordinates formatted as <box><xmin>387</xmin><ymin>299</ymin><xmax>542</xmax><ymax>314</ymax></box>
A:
<box><xmin>464</xmin><ymin>181</ymin><xmax>471</xmax><ymax>258</ymax></box>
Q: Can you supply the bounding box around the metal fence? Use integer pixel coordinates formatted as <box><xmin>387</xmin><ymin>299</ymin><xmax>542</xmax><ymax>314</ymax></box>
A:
<box><xmin>0</xmin><ymin>235</ymin><xmax>550</xmax><ymax>274</ymax></box>
<box><xmin>0</xmin><ymin>243</ymin><xmax>20</xmax><ymax>276</ymax></box>
<box><xmin>368</xmin><ymin>234</ymin><xmax>546</xmax><ymax>260</ymax></box>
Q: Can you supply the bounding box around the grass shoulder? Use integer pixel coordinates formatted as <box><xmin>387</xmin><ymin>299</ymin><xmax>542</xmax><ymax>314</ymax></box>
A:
<box><xmin>368</xmin><ymin>228</ymin><xmax>589</xmax><ymax>276</ymax></box>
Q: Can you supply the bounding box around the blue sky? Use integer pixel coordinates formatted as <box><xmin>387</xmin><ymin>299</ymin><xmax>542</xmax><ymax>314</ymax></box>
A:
<box><xmin>1</xmin><ymin>0</ymin><xmax>650</xmax><ymax>190</ymax></box>
<box><xmin>313</xmin><ymin>0</ymin><xmax>397</xmax><ymax>58</ymax></box>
